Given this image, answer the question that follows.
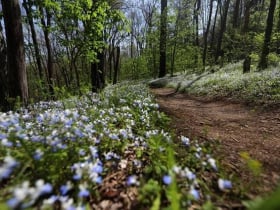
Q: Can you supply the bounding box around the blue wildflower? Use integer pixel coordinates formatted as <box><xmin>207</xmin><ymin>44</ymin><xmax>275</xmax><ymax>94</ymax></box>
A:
<box><xmin>163</xmin><ymin>175</ymin><xmax>172</xmax><ymax>185</ymax></box>
<box><xmin>218</xmin><ymin>178</ymin><xmax>232</xmax><ymax>191</ymax></box>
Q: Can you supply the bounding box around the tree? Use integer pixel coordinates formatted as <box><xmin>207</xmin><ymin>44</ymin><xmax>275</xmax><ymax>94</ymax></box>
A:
<box><xmin>258</xmin><ymin>0</ymin><xmax>277</xmax><ymax>70</ymax></box>
<box><xmin>0</xmin><ymin>22</ymin><xmax>8</xmax><ymax>110</ymax></box>
<box><xmin>1</xmin><ymin>0</ymin><xmax>29</xmax><ymax>107</ymax></box>
<box><xmin>159</xmin><ymin>0</ymin><xmax>167</xmax><ymax>78</ymax></box>
<box><xmin>39</xmin><ymin>2</ymin><xmax>55</xmax><ymax>96</ymax></box>
<box><xmin>215</xmin><ymin>0</ymin><xmax>230</xmax><ymax>64</ymax></box>
<box><xmin>232</xmin><ymin>0</ymin><xmax>241</xmax><ymax>28</ymax></box>
<box><xmin>22</xmin><ymin>0</ymin><xmax>44</xmax><ymax>80</ymax></box>
<box><xmin>203</xmin><ymin>0</ymin><xmax>214</xmax><ymax>67</ymax></box>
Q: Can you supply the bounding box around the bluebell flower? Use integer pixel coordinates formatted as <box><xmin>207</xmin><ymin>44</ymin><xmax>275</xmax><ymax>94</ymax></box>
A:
<box><xmin>0</xmin><ymin>133</ymin><xmax>7</xmax><ymax>139</ymax></box>
<box><xmin>189</xmin><ymin>187</ymin><xmax>200</xmax><ymax>200</ymax></box>
<box><xmin>79</xmin><ymin>149</ymin><xmax>86</xmax><ymax>156</ymax></box>
<box><xmin>127</xmin><ymin>175</ymin><xmax>139</xmax><ymax>186</ymax></box>
<box><xmin>89</xmin><ymin>146</ymin><xmax>98</xmax><ymax>158</ymax></box>
<box><xmin>208</xmin><ymin>158</ymin><xmax>218</xmax><ymax>171</ymax></box>
<box><xmin>74</xmin><ymin>128</ymin><xmax>84</xmax><ymax>138</ymax></box>
<box><xmin>78</xmin><ymin>189</ymin><xmax>90</xmax><ymax>198</ymax></box>
<box><xmin>73</xmin><ymin>174</ymin><xmax>82</xmax><ymax>180</ymax></box>
<box><xmin>33</xmin><ymin>149</ymin><xmax>44</xmax><ymax>160</ymax></box>
<box><xmin>218</xmin><ymin>178</ymin><xmax>232</xmax><ymax>191</ymax></box>
<box><xmin>60</xmin><ymin>185</ymin><xmax>70</xmax><ymax>196</ymax></box>
<box><xmin>40</xmin><ymin>183</ymin><xmax>53</xmax><ymax>195</ymax></box>
<box><xmin>1</xmin><ymin>139</ymin><xmax>13</xmax><ymax>147</ymax></box>
<box><xmin>109</xmin><ymin>133</ymin><xmax>119</xmax><ymax>140</ymax></box>
<box><xmin>92</xmin><ymin>163</ymin><xmax>103</xmax><ymax>174</ymax></box>
<box><xmin>181</xmin><ymin>136</ymin><xmax>190</xmax><ymax>146</ymax></box>
<box><xmin>163</xmin><ymin>175</ymin><xmax>172</xmax><ymax>185</ymax></box>
<box><xmin>186</xmin><ymin>170</ymin><xmax>196</xmax><ymax>181</ymax></box>
<box><xmin>7</xmin><ymin>198</ymin><xmax>19</xmax><ymax>209</ymax></box>
<box><xmin>0</xmin><ymin>156</ymin><xmax>18</xmax><ymax>181</ymax></box>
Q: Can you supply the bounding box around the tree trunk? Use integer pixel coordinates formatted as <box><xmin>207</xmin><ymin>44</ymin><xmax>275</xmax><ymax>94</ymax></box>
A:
<box><xmin>215</xmin><ymin>0</ymin><xmax>230</xmax><ymax>64</ymax></box>
<box><xmin>91</xmin><ymin>50</ymin><xmax>105</xmax><ymax>92</ymax></box>
<box><xmin>40</xmin><ymin>6</ymin><xmax>54</xmax><ymax>96</ymax></box>
<box><xmin>194</xmin><ymin>0</ymin><xmax>201</xmax><ymax>66</ymax></box>
<box><xmin>232</xmin><ymin>0</ymin><xmax>241</xmax><ymax>28</ymax></box>
<box><xmin>243</xmin><ymin>55</ymin><xmax>251</xmax><ymax>73</ymax></box>
<box><xmin>210</xmin><ymin>0</ymin><xmax>219</xmax><ymax>52</ymax></box>
<box><xmin>203</xmin><ymin>0</ymin><xmax>214</xmax><ymax>67</ymax></box>
<box><xmin>23</xmin><ymin>0</ymin><xmax>43</xmax><ymax>80</ymax></box>
<box><xmin>276</xmin><ymin>2</ymin><xmax>280</xmax><ymax>54</ymax></box>
<box><xmin>242</xmin><ymin>0</ymin><xmax>254</xmax><ymax>33</ymax></box>
<box><xmin>1</xmin><ymin>0</ymin><xmax>29</xmax><ymax>107</ymax></box>
<box><xmin>159</xmin><ymin>0</ymin><xmax>167</xmax><ymax>78</ymax></box>
<box><xmin>258</xmin><ymin>0</ymin><xmax>277</xmax><ymax>70</ymax></box>
<box><xmin>113</xmin><ymin>46</ymin><xmax>120</xmax><ymax>85</ymax></box>
<box><xmin>0</xmin><ymin>24</ymin><xmax>8</xmax><ymax>110</ymax></box>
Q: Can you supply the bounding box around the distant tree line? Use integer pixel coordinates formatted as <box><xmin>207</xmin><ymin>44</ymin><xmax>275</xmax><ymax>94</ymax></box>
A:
<box><xmin>122</xmin><ymin>0</ymin><xmax>280</xmax><ymax>78</ymax></box>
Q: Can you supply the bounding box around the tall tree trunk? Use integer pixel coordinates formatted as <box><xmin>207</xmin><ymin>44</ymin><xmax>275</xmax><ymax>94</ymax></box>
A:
<box><xmin>40</xmin><ymin>6</ymin><xmax>54</xmax><ymax>96</ymax></box>
<box><xmin>159</xmin><ymin>0</ymin><xmax>167</xmax><ymax>78</ymax></box>
<box><xmin>232</xmin><ymin>0</ymin><xmax>241</xmax><ymax>28</ymax></box>
<box><xmin>23</xmin><ymin>0</ymin><xmax>43</xmax><ymax>80</ymax></box>
<box><xmin>0</xmin><ymin>23</ymin><xmax>8</xmax><ymax>110</ymax></box>
<box><xmin>276</xmin><ymin>2</ymin><xmax>280</xmax><ymax>54</ymax></box>
<box><xmin>258</xmin><ymin>0</ymin><xmax>277</xmax><ymax>70</ymax></box>
<box><xmin>91</xmin><ymin>50</ymin><xmax>105</xmax><ymax>92</ymax></box>
<box><xmin>203</xmin><ymin>0</ymin><xmax>214</xmax><ymax>67</ymax></box>
<box><xmin>1</xmin><ymin>0</ymin><xmax>29</xmax><ymax>107</ymax></box>
<box><xmin>113</xmin><ymin>46</ymin><xmax>120</xmax><ymax>85</ymax></box>
<box><xmin>194</xmin><ymin>0</ymin><xmax>201</xmax><ymax>47</ymax></box>
<box><xmin>210</xmin><ymin>0</ymin><xmax>219</xmax><ymax>52</ymax></box>
<box><xmin>215</xmin><ymin>0</ymin><xmax>230</xmax><ymax>64</ymax></box>
<box><xmin>194</xmin><ymin>0</ymin><xmax>201</xmax><ymax>66</ymax></box>
<box><xmin>243</xmin><ymin>0</ymin><xmax>253</xmax><ymax>33</ymax></box>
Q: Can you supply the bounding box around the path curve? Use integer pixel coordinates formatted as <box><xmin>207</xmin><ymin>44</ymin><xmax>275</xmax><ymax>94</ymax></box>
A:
<box><xmin>152</xmin><ymin>88</ymin><xmax>280</xmax><ymax>194</ymax></box>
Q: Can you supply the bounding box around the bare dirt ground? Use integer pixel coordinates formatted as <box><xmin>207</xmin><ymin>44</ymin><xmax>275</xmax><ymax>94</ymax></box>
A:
<box><xmin>151</xmin><ymin>88</ymin><xmax>280</xmax><ymax>197</ymax></box>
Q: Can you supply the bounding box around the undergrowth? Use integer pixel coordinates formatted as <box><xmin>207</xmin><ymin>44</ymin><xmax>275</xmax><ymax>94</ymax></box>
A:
<box><xmin>0</xmin><ymin>82</ymin><xmax>238</xmax><ymax>210</ymax></box>
<box><xmin>167</xmin><ymin>62</ymin><xmax>280</xmax><ymax>106</ymax></box>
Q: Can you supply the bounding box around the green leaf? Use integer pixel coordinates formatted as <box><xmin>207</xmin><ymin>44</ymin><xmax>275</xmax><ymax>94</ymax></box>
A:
<box><xmin>151</xmin><ymin>193</ymin><xmax>161</xmax><ymax>210</ymax></box>
<box><xmin>0</xmin><ymin>202</ymin><xmax>9</xmax><ymax>210</ymax></box>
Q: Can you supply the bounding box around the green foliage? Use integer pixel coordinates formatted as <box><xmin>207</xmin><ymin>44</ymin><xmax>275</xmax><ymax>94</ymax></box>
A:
<box><xmin>243</xmin><ymin>186</ymin><xmax>280</xmax><ymax>210</ymax></box>
<box><xmin>267</xmin><ymin>52</ymin><xmax>280</xmax><ymax>66</ymax></box>
<box><xmin>120</xmin><ymin>56</ymin><xmax>150</xmax><ymax>80</ymax></box>
<box><xmin>139</xmin><ymin>179</ymin><xmax>161</xmax><ymax>206</ymax></box>
<box><xmin>240</xmin><ymin>152</ymin><xmax>262</xmax><ymax>177</ymax></box>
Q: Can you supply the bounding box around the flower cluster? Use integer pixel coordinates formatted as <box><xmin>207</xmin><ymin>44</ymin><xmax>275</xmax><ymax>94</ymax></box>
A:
<box><xmin>0</xmin><ymin>83</ymin><xmax>232</xmax><ymax>209</ymax></box>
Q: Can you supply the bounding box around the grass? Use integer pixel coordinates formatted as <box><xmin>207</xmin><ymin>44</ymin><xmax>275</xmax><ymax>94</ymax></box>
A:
<box><xmin>0</xmin><ymin>82</ymin><xmax>237</xmax><ymax>210</ymax></box>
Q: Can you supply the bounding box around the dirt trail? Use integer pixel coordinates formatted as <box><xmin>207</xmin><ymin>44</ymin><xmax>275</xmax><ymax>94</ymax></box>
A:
<box><xmin>152</xmin><ymin>88</ymin><xmax>280</xmax><ymax>194</ymax></box>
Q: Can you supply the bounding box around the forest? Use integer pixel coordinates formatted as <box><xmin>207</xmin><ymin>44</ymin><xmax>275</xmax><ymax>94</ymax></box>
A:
<box><xmin>0</xmin><ymin>0</ymin><xmax>280</xmax><ymax>209</ymax></box>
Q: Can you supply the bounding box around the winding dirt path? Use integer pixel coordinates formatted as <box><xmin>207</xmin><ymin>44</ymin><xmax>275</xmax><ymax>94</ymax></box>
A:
<box><xmin>152</xmin><ymin>88</ymin><xmax>280</xmax><ymax>195</ymax></box>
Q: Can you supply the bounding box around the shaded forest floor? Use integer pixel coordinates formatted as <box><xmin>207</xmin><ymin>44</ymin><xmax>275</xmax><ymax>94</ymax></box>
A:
<box><xmin>151</xmin><ymin>87</ymin><xmax>280</xmax><ymax>199</ymax></box>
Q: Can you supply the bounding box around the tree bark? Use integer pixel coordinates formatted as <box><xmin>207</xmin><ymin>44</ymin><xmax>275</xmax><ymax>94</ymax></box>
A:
<box><xmin>203</xmin><ymin>0</ymin><xmax>214</xmax><ymax>67</ymax></box>
<box><xmin>39</xmin><ymin>6</ymin><xmax>55</xmax><ymax>96</ymax></box>
<box><xmin>232</xmin><ymin>0</ymin><xmax>241</xmax><ymax>28</ymax></box>
<box><xmin>215</xmin><ymin>0</ymin><xmax>230</xmax><ymax>64</ymax></box>
<box><xmin>242</xmin><ymin>0</ymin><xmax>254</xmax><ymax>33</ymax></box>
<box><xmin>113</xmin><ymin>46</ymin><xmax>120</xmax><ymax>85</ymax></box>
<box><xmin>159</xmin><ymin>0</ymin><xmax>167</xmax><ymax>78</ymax></box>
<box><xmin>1</xmin><ymin>0</ymin><xmax>29</xmax><ymax>107</ymax></box>
<box><xmin>258</xmin><ymin>0</ymin><xmax>277</xmax><ymax>70</ymax></box>
<box><xmin>23</xmin><ymin>0</ymin><xmax>43</xmax><ymax>80</ymax></box>
<box><xmin>194</xmin><ymin>0</ymin><xmax>201</xmax><ymax>66</ymax></box>
<box><xmin>91</xmin><ymin>50</ymin><xmax>105</xmax><ymax>92</ymax></box>
<box><xmin>210</xmin><ymin>0</ymin><xmax>219</xmax><ymax>52</ymax></box>
<box><xmin>0</xmin><ymin>24</ymin><xmax>8</xmax><ymax>110</ymax></box>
